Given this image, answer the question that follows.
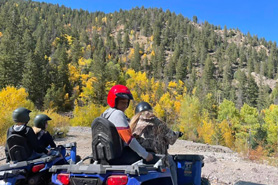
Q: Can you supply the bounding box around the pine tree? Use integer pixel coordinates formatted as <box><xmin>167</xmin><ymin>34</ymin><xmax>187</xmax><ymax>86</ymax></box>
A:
<box><xmin>45</xmin><ymin>44</ymin><xmax>71</xmax><ymax>111</ymax></box>
<box><xmin>257</xmin><ymin>75</ymin><xmax>271</xmax><ymax>110</ymax></box>
<box><xmin>166</xmin><ymin>56</ymin><xmax>175</xmax><ymax>81</ymax></box>
<box><xmin>267</xmin><ymin>49</ymin><xmax>275</xmax><ymax>78</ymax></box>
<box><xmin>57</xmin><ymin>44</ymin><xmax>71</xmax><ymax>94</ymax></box>
<box><xmin>153</xmin><ymin>24</ymin><xmax>161</xmax><ymax>46</ymax></box>
<box><xmin>35</xmin><ymin>36</ymin><xmax>52</xmax><ymax>95</ymax></box>
<box><xmin>176</xmin><ymin>55</ymin><xmax>187</xmax><ymax>81</ymax></box>
<box><xmin>21</xmin><ymin>30</ymin><xmax>47</xmax><ymax>108</ymax></box>
<box><xmin>131</xmin><ymin>42</ymin><xmax>141</xmax><ymax>71</ymax></box>
<box><xmin>246</xmin><ymin>74</ymin><xmax>259</xmax><ymax>107</ymax></box>
<box><xmin>193</xmin><ymin>15</ymin><xmax>198</xmax><ymax>23</ymax></box>
<box><xmin>123</xmin><ymin>31</ymin><xmax>130</xmax><ymax>53</ymax></box>
<box><xmin>155</xmin><ymin>44</ymin><xmax>166</xmax><ymax>80</ymax></box>
<box><xmin>202</xmin><ymin>55</ymin><xmax>216</xmax><ymax>95</ymax></box>
<box><xmin>222</xmin><ymin>59</ymin><xmax>233</xmax><ymax>100</ymax></box>
<box><xmin>22</xmin><ymin>52</ymin><xmax>42</xmax><ymax>107</ymax></box>
<box><xmin>91</xmin><ymin>39</ymin><xmax>107</xmax><ymax>105</ymax></box>
<box><xmin>70</xmin><ymin>39</ymin><xmax>82</xmax><ymax>64</ymax></box>
<box><xmin>116</xmin><ymin>30</ymin><xmax>122</xmax><ymax>51</ymax></box>
<box><xmin>235</xmin><ymin>70</ymin><xmax>246</xmax><ymax>108</ymax></box>
<box><xmin>0</xmin><ymin>5</ymin><xmax>23</xmax><ymax>88</ymax></box>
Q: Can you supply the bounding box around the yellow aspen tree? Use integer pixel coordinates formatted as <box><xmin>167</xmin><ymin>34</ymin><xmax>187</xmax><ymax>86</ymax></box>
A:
<box><xmin>102</xmin><ymin>16</ymin><xmax>107</xmax><ymax>24</ymax></box>
<box><xmin>68</xmin><ymin>64</ymin><xmax>81</xmax><ymax>84</ymax></box>
<box><xmin>52</xmin><ymin>37</ymin><xmax>60</xmax><ymax>47</ymax></box>
<box><xmin>198</xmin><ymin>118</ymin><xmax>215</xmax><ymax>144</ymax></box>
<box><xmin>71</xmin><ymin>101</ymin><xmax>107</xmax><ymax>127</ymax></box>
<box><xmin>167</xmin><ymin>81</ymin><xmax>177</xmax><ymax>91</ymax></box>
<box><xmin>78</xmin><ymin>57</ymin><xmax>86</xmax><ymax>66</ymax></box>
<box><xmin>154</xmin><ymin>103</ymin><xmax>165</xmax><ymax>119</ymax></box>
<box><xmin>174</xmin><ymin>101</ymin><xmax>181</xmax><ymax>114</ymax></box>
<box><xmin>125</xmin><ymin>101</ymin><xmax>135</xmax><ymax>119</ymax></box>
<box><xmin>151</xmin><ymin>50</ymin><xmax>155</xmax><ymax>56</ymax></box>
<box><xmin>130</xmin><ymin>30</ymin><xmax>134</xmax><ymax>35</ymax></box>
<box><xmin>128</xmin><ymin>48</ymin><xmax>135</xmax><ymax>60</ymax></box>
<box><xmin>0</xmin><ymin>86</ymin><xmax>34</xmax><ymax>144</ymax></box>
<box><xmin>64</xmin><ymin>34</ymin><xmax>73</xmax><ymax>45</ymax></box>
<box><xmin>177</xmin><ymin>80</ymin><xmax>186</xmax><ymax>94</ymax></box>
<box><xmin>218</xmin><ymin>119</ymin><xmax>235</xmax><ymax>148</ymax></box>
<box><xmin>150</xmin><ymin>35</ymin><xmax>154</xmax><ymax>42</ymax></box>
<box><xmin>263</xmin><ymin>104</ymin><xmax>278</xmax><ymax>148</ymax></box>
<box><xmin>79</xmin><ymin>76</ymin><xmax>97</xmax><ymax>103</ymax></box>
<box><xmin>141</xmin><ymin>94</ymin><xmax>150</xmax><ymax>103</ymax></box>
<box><xmin>178</xmin><ymin>94</ymin><xmax>201</xmax><ymax>141</ymax></box>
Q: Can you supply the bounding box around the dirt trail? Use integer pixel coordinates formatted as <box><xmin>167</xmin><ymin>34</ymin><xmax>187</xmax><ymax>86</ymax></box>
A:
<box><xmin>1</xmin><ymin>126</ymin><xmax>278</xmax><ymax>185</ymax></box>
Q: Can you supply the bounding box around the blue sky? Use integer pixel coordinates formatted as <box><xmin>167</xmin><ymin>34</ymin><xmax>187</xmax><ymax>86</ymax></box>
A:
<box><xmin>34</xmin><ymin>0</ymin><xmax>278</xmax><ymax>43</ymax></box>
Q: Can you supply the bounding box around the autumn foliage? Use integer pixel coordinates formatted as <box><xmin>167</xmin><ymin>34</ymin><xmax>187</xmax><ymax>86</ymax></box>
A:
<box><xmin>0</xmin><ymin>86</ymin><xmax>70</xmax><ymax>144</ymax></box>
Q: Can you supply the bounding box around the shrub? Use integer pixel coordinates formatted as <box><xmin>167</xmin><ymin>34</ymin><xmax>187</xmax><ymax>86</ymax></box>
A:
<box><xmin>0</xmin><ymin>86</ymin><xmax>34</xmax><ymax>144</ymax></box>
<box><xmin>70</xmin><ymin>101</ymin><xmax>107</xmax><ymax>126</ymax></box>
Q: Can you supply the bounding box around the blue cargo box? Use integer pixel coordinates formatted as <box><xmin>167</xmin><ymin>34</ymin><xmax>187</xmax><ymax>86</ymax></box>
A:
<box><xmin>173</xmin><ymin>154</ymin><xmax>204</xmax><ymax>185</ymax></box>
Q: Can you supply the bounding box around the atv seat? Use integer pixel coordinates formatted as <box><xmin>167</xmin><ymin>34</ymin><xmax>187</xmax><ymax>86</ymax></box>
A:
<box><xmin>6</xmin><ymin>134</ymin><xmax>32</xmax><ymax>162</ymax></box>
<box><xmin>91</xmin><ymin>117</ymin><xmax>123</xmax><ymax>164</ymax></box>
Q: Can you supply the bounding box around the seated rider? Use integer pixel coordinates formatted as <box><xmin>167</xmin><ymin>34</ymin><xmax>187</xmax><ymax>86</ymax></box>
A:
<box><xmin>130</xmin><ymin>102</ymin><xmax>183</xmax><ymax>185</ymax></box>
<box><xmin>32</xmin><ymin>114</ymin><xmax>56</xmax><ymax>149</ymax></box>
<box><xmin>101</xmin><ymin>85</ymin><xmax>153</xmax><ymax>164</ymax></box>
<box><xmin>5</xmin><ymin>108</ymin><xmax>51</xmax><ymax>162</ymax></box>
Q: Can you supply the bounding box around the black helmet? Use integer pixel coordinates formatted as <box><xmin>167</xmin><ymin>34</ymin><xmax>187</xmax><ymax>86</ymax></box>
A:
<box><xmin>135</xmin><ymin>102</ymin><xmax>153</xmax><ymax>114</ymax></box>
<box><xmin>34</xmin><ymin>114</ymin><xmax>52</xmax><ymax>130</ymax></box>
<box><xmin>12</xmin><ymin>107</ymin><xmax>31</xmax><ymax>123</ymax></box>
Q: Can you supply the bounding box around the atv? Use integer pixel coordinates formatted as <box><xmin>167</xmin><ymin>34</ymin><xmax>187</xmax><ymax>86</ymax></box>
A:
<box><xmin>50</xmin><ymin>117</ymin><xmax>205</xmax><ymax>185</ymax></box>
<box><xmin>0</xmin><ymin>142</ymin><xmax>77</xmax><ymax>185</ymax></box>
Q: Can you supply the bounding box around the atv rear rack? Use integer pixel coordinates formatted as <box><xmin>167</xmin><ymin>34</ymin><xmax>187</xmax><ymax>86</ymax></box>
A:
<box><xmin>50</xmin><ymin>157</ymin><xmax>166</xmax><ymax>175</ymax></box>
<box><xmin>0</xmin><ymin>156</ymin><xmax>57</xmax><ymax>171</ymax></box>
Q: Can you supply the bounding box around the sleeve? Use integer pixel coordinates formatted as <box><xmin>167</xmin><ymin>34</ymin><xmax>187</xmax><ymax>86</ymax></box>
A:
<box><xmin>108</xmin><ymin>110</ymin><xmax>148</xmax><ymax>159</ymax></box>
<box><xmin>129</xmin><ymin>138</ymin><xmax>149</xmax><ymax>159</ymax></box>
<box><xmin>46</xmin><ymin>132</ymin><xmax>56</xmax><ymax>148</ymax></box>
<box><xmin>157</xmin><ymin>119</ymin><xmax>179</xmax><ymax>145</ymax></box>
<box><xmin>5</xmin><ymin>128</ymin><xmax>11</xmax><ymax>162</ymax></box>
<box><xmin>26</xmin><ymin>127</ymin><xmax>48</xmax><ymax>154</ymax></box>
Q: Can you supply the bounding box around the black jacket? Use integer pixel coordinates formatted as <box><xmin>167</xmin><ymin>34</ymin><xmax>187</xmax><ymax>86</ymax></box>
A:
<box><xmin>36</xmin><ymin>130</ymin><xmax>56</xmax><ymax>148</ymax></box>
<box><xmin>5</xmin><ymin>125</ymin><xmax>48</xmax><ymax>162</ymax></box>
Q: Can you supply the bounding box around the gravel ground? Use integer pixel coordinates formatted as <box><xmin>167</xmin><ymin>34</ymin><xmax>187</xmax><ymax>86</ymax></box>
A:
<box><xmin>1</xmin><ymin>126</ymin><xmax>278</xmax><ymax>185</ymax></box>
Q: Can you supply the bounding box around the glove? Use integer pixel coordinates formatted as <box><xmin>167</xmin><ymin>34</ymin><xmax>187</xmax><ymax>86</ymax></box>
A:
<box><xmin>178</xmin><ymin>131</ymin><xmax>183</xmax><ymax>138</ymax></box>
<box><xmin>49</xmin><ymin>149</ymin><xmax>61</xmax><ymax>157</ymax></box>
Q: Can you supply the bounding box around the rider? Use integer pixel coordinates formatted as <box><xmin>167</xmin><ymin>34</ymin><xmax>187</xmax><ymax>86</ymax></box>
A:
<box><xmin>101</xmin><ymin>85</ymin><xmax>153</xmax><ymax>164</ymax></box>
<box><xmin>33</xmin><ymin>114</ymin><xmax>56</xmax><ymax>149</ymax></box>
<box><xmin>130</xmin><ymin>101</ymin><xmax>183</xmax><ymax>185</ymax></box>
<box><xmin>5</xmin><ymin>108</ymin><xmax>50</xmax><ymax>162</ymax></box>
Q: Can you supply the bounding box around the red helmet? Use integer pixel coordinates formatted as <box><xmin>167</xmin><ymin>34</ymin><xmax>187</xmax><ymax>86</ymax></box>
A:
<box><xmin>107</xmin><ymin>85</ymin><xmax>133</xmax><ymax>108</ymax></box>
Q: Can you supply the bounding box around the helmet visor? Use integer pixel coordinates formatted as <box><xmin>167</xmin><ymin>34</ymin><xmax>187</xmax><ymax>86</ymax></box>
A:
<box><xmin>116</xmin><ymin>93</ymin><xmax>133</xmax><ymax>100</ymax></box>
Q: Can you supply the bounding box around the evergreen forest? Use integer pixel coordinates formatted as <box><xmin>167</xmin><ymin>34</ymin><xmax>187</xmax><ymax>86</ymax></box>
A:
<box><xmin>1</xmin><ymin>0</ymin><xmax>278</xmax><ymax>161</ymax></box>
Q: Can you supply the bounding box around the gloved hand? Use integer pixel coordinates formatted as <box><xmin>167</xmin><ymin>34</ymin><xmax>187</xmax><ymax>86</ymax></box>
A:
<box><xmin>49</xmin><ymin>149</ymin><xmax>61</xmax><ymax>157</ymax></box>
<box><xmin>178</xmin><ymin>131</ymin><xmax>184</xmax><ymax>138</ymax></box>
